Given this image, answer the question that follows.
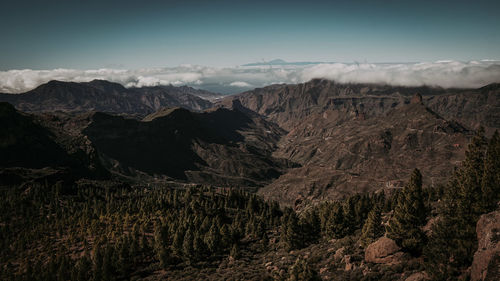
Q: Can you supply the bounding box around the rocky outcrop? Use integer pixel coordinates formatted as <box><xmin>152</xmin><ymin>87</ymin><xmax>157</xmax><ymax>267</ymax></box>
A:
<box><xmin>365</xmin><ymin>236</ymin><xmax>405</xmax><ymax>264</ymax></box>
<box><xmin>471</xmin><ymin>209</ymin><xmax>500</xmax><ymax>281</ymax></box>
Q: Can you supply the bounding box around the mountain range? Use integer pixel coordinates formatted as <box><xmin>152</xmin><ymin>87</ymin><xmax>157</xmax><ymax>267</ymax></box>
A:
<box><xmin>0</xmin><ymin>79</ymin><xmax>222</xmax><ymax>115</ymax></box>
<box><xmin>1</xmin><ymin>79</ymin><xmax>499</xmax><ymax>205</ymax></box>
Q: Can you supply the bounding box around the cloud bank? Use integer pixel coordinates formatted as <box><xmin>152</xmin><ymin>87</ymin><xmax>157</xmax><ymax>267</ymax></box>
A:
<box><xmin>1</xmin><ymin>60</ymin><xmax>499</xmax><ymax>94</ymax></box>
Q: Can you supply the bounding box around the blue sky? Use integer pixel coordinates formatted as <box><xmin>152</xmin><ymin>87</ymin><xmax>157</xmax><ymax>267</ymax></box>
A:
<box><xmin>1</xmin><ymin>0</ymin><xmax>500</xmax><ymax>70</ymax></box>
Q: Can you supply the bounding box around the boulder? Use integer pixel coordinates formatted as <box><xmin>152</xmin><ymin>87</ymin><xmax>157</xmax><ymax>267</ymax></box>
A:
<box><xmin>365</xmin><ymin>236</ymin><xmax>405</xmax><ymax>264</ymax></box>
<box><xmin>471</xmin><ymin>209</ymin><xmax>500</xmax><ymax>281</ymax></box>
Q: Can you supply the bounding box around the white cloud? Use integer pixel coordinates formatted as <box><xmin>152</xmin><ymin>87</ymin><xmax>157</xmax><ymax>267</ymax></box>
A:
<box><xmin>1</xmin><ymin>60</ymin><xmax>499</xmax><ymax>94</ymax></box>
<box><xmin>229</xmin><ymin>81</ymin><xmax>252</xmax><ymax>87</ymax></box>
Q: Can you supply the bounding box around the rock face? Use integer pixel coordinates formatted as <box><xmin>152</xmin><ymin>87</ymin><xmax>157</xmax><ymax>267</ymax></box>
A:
<box><xmin>365</xmin><ymin>236</ymin><xmax>405</xmax><ymax>264</ymax></box>
<box><xmin>471</xmin><ymin>209</ymin><xmax>500</xmax><ymax>281</ymax></box>
<box><xmin>0</xmin><ymin>80</ymin><xmax>218</xmax><ymax>115</ymax></box>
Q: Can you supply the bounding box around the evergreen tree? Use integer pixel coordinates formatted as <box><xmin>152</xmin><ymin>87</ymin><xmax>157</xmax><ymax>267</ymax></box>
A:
<box><xmin>158</xmin><ymin>246</ymin><xmax>172</xmax><ymax>270</ymax></box>
<box><xmin>324</xmin><ymin>204</ymin><xmax>345</xmax><ymax>239</ymax></box>
<box><xmin>220</xmin><ymin>224</ymin><xmax>232</xmax><ymax>249</ymax></box>
<box><xmin>283</xmin><ymin>212</ymin><xmax>302</xmax><ymax>250</ymax></box>
<box><xmin>172</xmin><ymin>229</ymin><xmax>184</xmax><ymax>256</ymax></box>
<box><xmin>387</xmin><ymin>168</ymin><xmax>427</xmax><ymax>254</ymax></box>
<box><xmin>481</xmin><ymin>130</ymin><xmax>500</xmax><ymax>212</ymax></box>
<box><xmin>92</xmin><ymin>245</ymin><xmax>103</xmax><ymax>281</ymax></box>
<box><xmin>182</xmin><ymin>229</ymin><xmax>195</xmax><ymax>262</ymax></box>
<box><xmin>360</xmin><ymin>206</ymin><xmax>384</xmax><ymax>247</ymax></box>
<box><xmin>341</xmin><ymin>198</ymin><xmax>357</xmax><ymax>236</ymax></box>
<box><xmin>425</xmin><ymin>129</ymin><xmax>489</xmax><ymax>280</ymax></box>
<box><xmin>193</xmin><ymin>232</ymin><xmax>207</xmax><ymax>261</ymax></box>
<box><xmin>287</xmin><ymin>257</ymin><xmax>321</xmax><ymax>281</ymax></box>
<box><xmin>230</xmin><ymin>243</ymin><xmax>240</xmax><ymax>260</ymax></box>
<box><xmin>301</xmin><ymin>209</ymin><xmax>321</xmax><ymax>244</ymax></box>
<box><xmin>206</xmin><ymin>224</ymin><xmax>222</xmax><ymax>255</ymax></box>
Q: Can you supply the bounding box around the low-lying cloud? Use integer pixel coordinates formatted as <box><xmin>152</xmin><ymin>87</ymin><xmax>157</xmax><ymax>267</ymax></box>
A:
<box><xmin>1</xmin><ymin>60</ymin><xmax>499</xmax><ymax>94</ymax></box>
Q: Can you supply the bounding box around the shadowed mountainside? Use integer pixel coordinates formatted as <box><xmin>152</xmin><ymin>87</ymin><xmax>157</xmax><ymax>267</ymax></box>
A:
<box><xmin>0</xmin><ymin>80</ymin><xmax>219</xmax><ymax>115</ymax></box>
<box><xmin>0</xmin><ymin>100</ymin><xmax>291</xmax><ymax>187</ymax></box>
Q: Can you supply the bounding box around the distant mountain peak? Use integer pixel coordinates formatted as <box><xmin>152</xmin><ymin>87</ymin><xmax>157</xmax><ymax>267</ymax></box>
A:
<box><xmin>268</xmin><ymin>59</ymin><xmax>287</xmax><ymax>64</ymax></box>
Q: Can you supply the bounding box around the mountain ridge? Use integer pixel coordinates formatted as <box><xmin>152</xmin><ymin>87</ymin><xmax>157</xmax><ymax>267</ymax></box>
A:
<box><xmin>0</xmin><ymin>80</ymin><xmax>219</xmax><ymax>115</ymax></box>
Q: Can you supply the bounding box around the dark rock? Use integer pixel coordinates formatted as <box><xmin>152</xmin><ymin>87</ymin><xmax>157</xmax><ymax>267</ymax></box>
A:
<box><xmin>471</xmin><ymin>209</ymin><xmax>500</xmax><ymax>281</ymax></box>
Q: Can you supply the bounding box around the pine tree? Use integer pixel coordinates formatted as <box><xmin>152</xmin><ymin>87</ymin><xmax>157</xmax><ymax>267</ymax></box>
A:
<box><xmin>283</xmin><ymin>212</ymin><xmax>302</xmax><ymax>250</ymax></box>
<box><xmin>182</xmin><ymin>229</ymin><xmax>195</xmax><ymax>262</ymax></box>
<box><xmin>287</xmin><ymin>257</ymin><xmax>321</xmax><ymax>281</ymax></box>
<box><xmin>481</xmin><ymin>130</ymin><xmax>500</xmax><ymax>212</ymax></box>
<box><xmin>92</xmin><ymin>245</ymin><xmax>103</xmax><ymax>281</ymax></box>
<box><xmin>193</xmin><ymin>232</ymin><xmax>207</xmax><ymax>261</ymax></box>
<box><xmin>341</xmin><ymin>198</ymin><xmax>357</xmax><ymax>236</ymax></box>
<box><xmin>387</xmin><ymin>168</ymin><xmax>427</xmax><ymax>254</ymax></box>
<box><xmin>220</xmin><ymin>224</ymin><xmax>232</xmax><ymax>249</ymax></box>
<box><xmin>324</xmin><ymin>203</ymin><xmax>345</xmax><ymax>239</ymax></box>
<box><xmin>360</xmin><ymin>207</ymin><xmax>384</xmax><ymax>247</ymax></box>
<box><xmin>457</xmin><ymin>127</ymin><xmax>487</xmax><ymax>216</ymax></box>
<box><xmin>206</xmin><ymin>224</ymin><xmax>222</xmax><ymax>255</ymax></box>
<box><xmin>230</xmin><ymin>243</ymin><xmax>240</xmax><ymax>260</ymax></box>
<box><xmin>425</xmin><ymin>129</ymin><xmax>489</xmax><ymax>280</ymax></box>
<box><xmin>172</xmin><ymin>228</ymin><xmax>184</xmax><ymax>256</ymax></box>
<box><xmin>300</xmin><ymin>209</ymin><xmax>321</xmax><ymax>244</ymax></box>
<box><xmin>158</xmin><ymin>246</ymin><xmax>172</xmax><ymax>270</ymax></box>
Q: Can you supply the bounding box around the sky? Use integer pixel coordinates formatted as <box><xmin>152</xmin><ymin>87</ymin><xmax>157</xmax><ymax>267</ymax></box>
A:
<box><xmin>1</xmin><ymin>0</ymin><xmax>500</xmax><ymax>93</ymax></box>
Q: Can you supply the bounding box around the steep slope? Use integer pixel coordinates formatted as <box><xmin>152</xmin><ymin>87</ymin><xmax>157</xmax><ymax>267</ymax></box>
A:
<box><xmin>0</xmin><ymin>102</ymin><xmax>107</xmax><ymax>185</ymax></box>
<box><xmin>82</xmin><ymin>102</ymin><xmax>290</xmax><ymax>186</ymax></box>
<box><xmin>217</xmin><ymin>79</ymin><xmax>500</xmax><ymax>204</ymax></box>
<box><xmin>0</xmin><ymin>80</ymin><xmax>215</xmax><ymax>115</ymax></box>
<box><xmin>258</xmin><ymin>100</ymin><xmax>471</xmax><ymax>205</ymax></box>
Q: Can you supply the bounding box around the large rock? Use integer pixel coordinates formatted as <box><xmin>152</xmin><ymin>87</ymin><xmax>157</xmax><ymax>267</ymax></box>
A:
<box><xmin>365</xmin><ymin>236</ymin><xmax>405</xmax><ymax>264</ymax></box>
<box><xmin>471</xmin><ymin>209</ymin><xmax>500</xmax><ymax>281</ymax></box>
